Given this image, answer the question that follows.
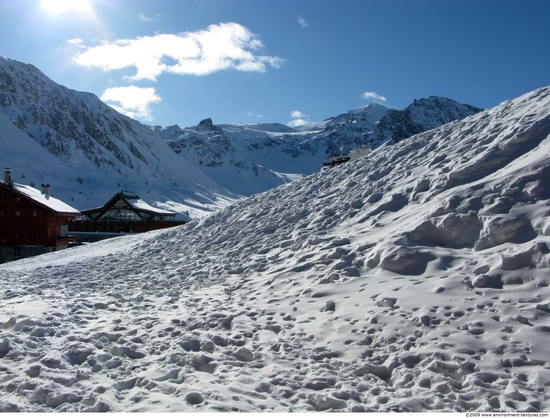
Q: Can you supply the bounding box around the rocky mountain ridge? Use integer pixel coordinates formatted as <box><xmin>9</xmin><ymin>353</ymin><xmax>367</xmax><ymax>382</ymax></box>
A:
<box><xmin>155</xmin><ymin>99</ymin><xmax>481</xmax><ymax>195</ymax></box>
<box><xmin>2</xmin><ymin>54</ymin><xmax>481</xmax><ymax>212</ymax></box>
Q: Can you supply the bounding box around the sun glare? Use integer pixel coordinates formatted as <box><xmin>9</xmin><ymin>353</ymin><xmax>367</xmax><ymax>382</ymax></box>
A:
<box><xmin>40</xmin><ymin>0</ymin><xmax>92</xmax><ymax>15</ymax></box>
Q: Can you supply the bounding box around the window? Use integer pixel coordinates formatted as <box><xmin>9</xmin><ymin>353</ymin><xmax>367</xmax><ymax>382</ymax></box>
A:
<box><xmin>33</xmin><ymin>210</ymin><xmax>37</xmax><ymax>217</ymax></box>
<box><xmin>15</xmin><ymin>228</ymin><xmax>20</xmax><ymax>238</ymax></box>
<box><xmin>16</xmin><ymin>210</ymin><xmax>21</xmax><ymax>217</ymax></box>
<box><xmin>100</xmin><ymin>209</ymin><xmax>142</xmax><ymax>221</ymax></box>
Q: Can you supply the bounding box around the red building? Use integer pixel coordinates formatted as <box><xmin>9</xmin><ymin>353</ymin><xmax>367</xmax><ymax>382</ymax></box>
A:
<box><xmin>0</xmin><ymin>168</ymin><xmax>80</xmax><ymax>263</ymax></box>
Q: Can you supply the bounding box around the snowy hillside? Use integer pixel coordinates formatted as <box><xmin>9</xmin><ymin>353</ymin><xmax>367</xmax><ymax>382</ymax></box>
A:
<box><xmin>158</xmin><ymin>99</ymin><xmax>481</xmax><ymax>196</ymax></box>
<box><xmin>0</xmin><ymin>56</ymin><xmax>238</xmax><ymax>219</ymax></box>
<box><xmin>1</xmin><ymin>86</ymin><xmax>549</xmax><ymax>412</ymax></box>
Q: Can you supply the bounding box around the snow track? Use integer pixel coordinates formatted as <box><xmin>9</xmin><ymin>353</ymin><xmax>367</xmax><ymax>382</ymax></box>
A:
<box><xmin>1</xmin><ymin>86</ymin><xmax>549</xmax><ymax>412</ymax></box>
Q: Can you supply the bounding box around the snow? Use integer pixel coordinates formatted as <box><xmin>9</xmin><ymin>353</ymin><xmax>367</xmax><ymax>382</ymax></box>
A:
<box><xmin>0</xmin><ymin>86</ymin><xmax>549</xmax><ymax>412</ymax></box>
<box><xmin>6</xmin><ymin>182</ymin><xmax>80</xmax><ymax>214</ymax></box>
<box><xmin>127</xmin><ymin>198</ymin><xmax>175</xmax><ymax>216</ymax></box>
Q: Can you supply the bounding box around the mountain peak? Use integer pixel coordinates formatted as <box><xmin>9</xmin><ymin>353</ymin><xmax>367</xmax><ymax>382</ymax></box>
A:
<box><xmin>359</xmin><ymin>102</ymin><xmax>389</xmax><ymax>112</ymax></box>
<box><xmin>197</xmin><ymin>117</ymin><xmax>214</xmax><ymax>129</ymax></box>
<box><xmin>371</xmin><ymin>96</ymin><xmax>483</xmax><ymax>145</ymax></box>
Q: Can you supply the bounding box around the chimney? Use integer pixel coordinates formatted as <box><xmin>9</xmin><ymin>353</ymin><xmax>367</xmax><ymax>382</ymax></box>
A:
<box><xmin>45</xmin><ymin>184</ymin><xmax>50</xmax><ymax>197</ymax></box>
<box><xmin>41</xmin><ymin>184</ymin><xmax>46</xmax><ymax>195</ymax></box>
<box><xmin>4</xmin><ymin>168</ymin><xmax>13</xmax><ymax>187</ymax></box>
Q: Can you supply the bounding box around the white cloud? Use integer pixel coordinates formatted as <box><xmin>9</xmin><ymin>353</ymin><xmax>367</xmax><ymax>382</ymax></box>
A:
<box><xmin>101</xmin><ymin>86</ymin><xmax>161</xmax><ymax>122</ymax></box>
<box><xmin>297</xmin><ymin>16</ymin><xmax>308</xmax><ymax>28</ymax></box>
<box><xmin>246</xmin><ymin>111</ymin><xmax>264</xmax><ymax>119</ymax></box>
<box><xmin>138</xmin><ymin>12</ymin><xmax>160</xmax><ymax>22</ymax></box>
<box><xmin>66</xmin><ymin>38</ymin><xmax>83</xmax><ymax>45</ymax></box>
<box><xmin>288</xmin><ymin>118</ymin><xmax>309</xmax><ymax>128</ymax></box>
<box><xmin>74</xmin><ymin>22</ymin><xmax>285</xmax><ymax>81</ymax></box>
<box><xmin>291</xmin><ymin>110</ymin><xmax>307</xmax><ymax>119</ymax></box>
<box><xmin>361</xmin><ymin>91</ymin><xmax>387</xmax><ymax>103</ymax></box>
<box><xmin>289</xmin><ymin>110</ymin><xmax>311</xmax><ymax>127</ymax></box>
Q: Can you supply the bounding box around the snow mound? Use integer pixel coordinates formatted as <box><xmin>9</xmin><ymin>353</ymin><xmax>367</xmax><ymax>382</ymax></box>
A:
<box><xmin>0</xmin><ymin>86</ymin><xmax>549</xmax><ymax>412</ymax></box>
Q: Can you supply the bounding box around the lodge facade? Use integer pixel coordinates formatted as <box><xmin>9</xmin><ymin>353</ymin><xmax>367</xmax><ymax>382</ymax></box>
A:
<box><xmin>69</xmin><ymin>190</ymin><xmax>186</xmax><ymax>238</ymax></box>
<box><xmin>0</xmin><ymin>169</ymin><xmax>80</xmax><ymax>263</ymax></box>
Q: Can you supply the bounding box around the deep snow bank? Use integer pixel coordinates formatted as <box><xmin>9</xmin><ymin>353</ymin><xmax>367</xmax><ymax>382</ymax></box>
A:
<box><xmin>0</xmin><ymin>87</ymin><xmax>549</xmax><ymax>412</ymax></box>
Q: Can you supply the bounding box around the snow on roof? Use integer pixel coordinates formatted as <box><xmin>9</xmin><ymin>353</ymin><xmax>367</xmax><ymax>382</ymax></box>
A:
<box><xmin>80</xmin><ymin>191</ymin><xmax>177</xmax><ymax>216</ymax></box>
<box><xmin>5</xmin><ymin>182</ymin><xmax>80</xmax><ymax>214</ymax></box>
<box><xmin>128</xmin><ymin>198</ymin><xmax>175</xmax><ymax>216</ymax></box>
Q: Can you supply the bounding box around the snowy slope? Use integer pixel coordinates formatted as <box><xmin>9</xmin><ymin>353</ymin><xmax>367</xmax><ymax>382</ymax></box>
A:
<box><xmin>0</xmin><ymin>56</ymin><xmax>239</xmax><ymax>219</ymax></box>
<box><xmin>0</xmin><ymin>86</ymin><xmax>549</xmax><ymax>412</ymax></box>
<box><xmin>157</xmin><ymin>100</ymin><xmax>480</xmax><ymax>196</ymax></box>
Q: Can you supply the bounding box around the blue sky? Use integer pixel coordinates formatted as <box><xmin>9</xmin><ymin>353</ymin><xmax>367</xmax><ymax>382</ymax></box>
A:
<box><xmin>1</xmin><ymin>0</ymin><xmax>549</xmax><ymax>128</ymax></box>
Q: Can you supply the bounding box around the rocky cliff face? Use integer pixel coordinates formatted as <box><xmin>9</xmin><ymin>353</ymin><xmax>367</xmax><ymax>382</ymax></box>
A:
<box><xmin>0</xmin><ymin>58</ymin><xmax>144</xmax><ymax>168</ymax></box>
<box><xmin>316</xmin><ymin>102</ymin><xmax>391</xmax><ymax>155</ymax></box>
<box><xmin>371</xmin><ymin>97</ymin><xmax>483</xmax><ymax>145</ymax></box>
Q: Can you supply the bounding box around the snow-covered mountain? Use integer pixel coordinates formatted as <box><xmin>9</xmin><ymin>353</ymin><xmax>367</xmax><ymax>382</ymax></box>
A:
<box><xmin>156</xmin><ymin>99</ymin><xmax>481</xmax><ymax>196</ymax></box>
<box><xmin>368</xmin><ymin>96</ymin><xmax>483</xmax><ymax>145</ymax></box>
<box><xmin>1</xmin><ymin>55</ymin><xmax>481</xmax><ymax>210</ymax></box>
<box><xmin>1</xmin><ymin>86</ymin><xmax>548</xmax><ymax>412</ymax></box>
<box><xmin>153</xmin><ymin>119</ymin><xmax>317</xmax><ymax>196</ymax></box>
<box><xmin>0</xmin><ymin>56</ymin><xmax>238</xmax><ymax>219</ymax></box>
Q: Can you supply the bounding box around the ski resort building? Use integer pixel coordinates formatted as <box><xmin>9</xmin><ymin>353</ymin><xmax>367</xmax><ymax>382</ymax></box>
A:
<box><xmin>70</xmin><ymin>190</ymin><xmax>185</xmax><ymax>240</ymax></box>
<box><xmin>0</xmin><ymin>168</ymin><xmax>80</xmax><ymax>263</ymax></box>
<box><xmin>323</xmin><ymin>146</ymin><xmax>371</xmax><ymax>168</ymax></box>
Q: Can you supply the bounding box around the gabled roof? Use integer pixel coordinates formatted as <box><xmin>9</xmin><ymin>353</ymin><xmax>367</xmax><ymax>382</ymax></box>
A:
<box><xmin>128</xmin><ymin>198</ymin><xmax>175</xmax><ymax>215</ymax></box>
<box><xmin>0</xmin><ymin>181</ymin><xmax>80</xmax><ymax>215</ymax></box>
<box><xmin>82</xmin><ymin>190</ymin><xmax>175</xmax><ymax>217</ymax></box>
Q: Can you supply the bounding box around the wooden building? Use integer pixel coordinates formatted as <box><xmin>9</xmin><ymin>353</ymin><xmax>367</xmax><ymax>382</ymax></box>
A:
<box><xmin>70</xmin><ymin>190</ymin><xmax>185</xmax><ymax>238</ymax></box>
<box><xmin>0</xmin><ymin>168</ymin><xmax>80</xmax><ymax>263</ymax></box>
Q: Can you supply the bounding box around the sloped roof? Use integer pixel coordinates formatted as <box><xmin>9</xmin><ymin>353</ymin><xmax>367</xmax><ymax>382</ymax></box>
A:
<box><xmin>82</xmin><ymin>191</ymin><xmax>175</xmax><ymax>217</ymax></box>
<box><xmin>128</xmin><ymin>198</ymin><xmax>175</xmax><ymax>215</ymax></box>
<box><xmin>0</xmin><ymin>181</ymin><xmax>80</xmax><ymax>215</ymax></box>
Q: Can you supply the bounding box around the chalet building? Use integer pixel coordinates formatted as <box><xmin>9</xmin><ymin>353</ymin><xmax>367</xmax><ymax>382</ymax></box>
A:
<box><xmin>0</xmin><ymin>168</ymin><xmax>80</xmax><ymax>263</ymax></box>
<box><xmin>70</xmin><ymin>190</ymin><xmax>185</xmax><ymax>239</ymax></box>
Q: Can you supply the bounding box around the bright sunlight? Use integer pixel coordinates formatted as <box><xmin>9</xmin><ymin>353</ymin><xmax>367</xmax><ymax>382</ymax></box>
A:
<box><xmin>40</xmin><ymin>0</ymin><xmax>92</xmax><ymax>15</ymax></box>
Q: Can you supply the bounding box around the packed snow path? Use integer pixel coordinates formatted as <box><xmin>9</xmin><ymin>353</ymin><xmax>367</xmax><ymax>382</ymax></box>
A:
<box><xmin>0</xmin><ymin>87</ymin><xmax>549</xmax><ymax>412</ymax></box>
